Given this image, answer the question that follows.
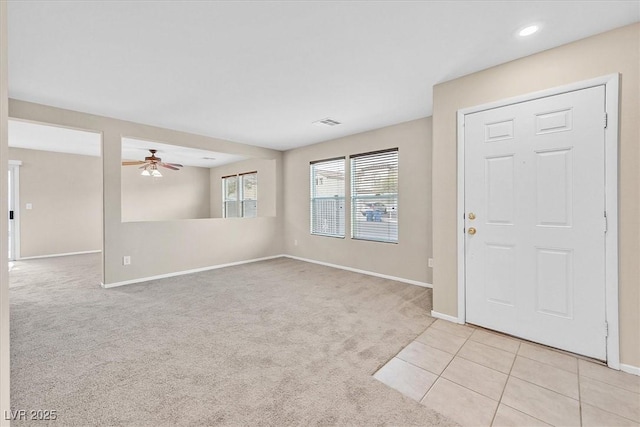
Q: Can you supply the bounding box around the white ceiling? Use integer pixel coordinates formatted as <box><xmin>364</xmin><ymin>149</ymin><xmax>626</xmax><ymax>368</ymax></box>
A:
<box><xmin>9</xmin><ymin>120</ymin><xmax>101</xmax><ymax>156</ymax></box>
<box><xmin>8</xmin><ymin>119</ymin><xmax>247</xmax><ymax>168</ymax></box>
<box><xmin>7</xmin><ymin>1</ymin><xmax>639</xmax><ymax>151</ymax></box>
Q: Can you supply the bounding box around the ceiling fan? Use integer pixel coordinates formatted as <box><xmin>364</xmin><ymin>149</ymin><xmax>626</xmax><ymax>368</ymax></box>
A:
<box><xmin>122</xmin><ymin>149</ymin><xmax>183</xmax><ymax>177</ymax></box>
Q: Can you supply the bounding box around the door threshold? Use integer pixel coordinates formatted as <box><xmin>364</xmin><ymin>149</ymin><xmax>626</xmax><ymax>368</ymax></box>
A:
<box><xmin>467</xmin><ymin>322</ymin><xmax>607</xmax><ymax>366</ymax></box>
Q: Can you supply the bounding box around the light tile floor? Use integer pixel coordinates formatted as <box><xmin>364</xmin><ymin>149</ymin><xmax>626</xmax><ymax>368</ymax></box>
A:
<box><xmin>374</xmin><ymin>319</ymin><xmax>640</xmax><ymax>427</ymax></box>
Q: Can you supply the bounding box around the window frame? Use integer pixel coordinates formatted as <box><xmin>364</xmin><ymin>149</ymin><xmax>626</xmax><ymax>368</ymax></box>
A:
<box><xmin>221</xmin><ymin>171</ymin><xmax>258</xmax><ymax>218</ymax></box>
<box><xmin>239</xmin><ymin>171</ymin><xmax>258</xmax><ymax>218</ymax></box>
<box><xmin>350</xmin><ymin>148</ymin><xmax>399</xmax><ymax>244</ymax></box>
<box><xmin>310</xmin><ymin>157</ymin><xmax>346</xmax><ymax>238</ymax></box>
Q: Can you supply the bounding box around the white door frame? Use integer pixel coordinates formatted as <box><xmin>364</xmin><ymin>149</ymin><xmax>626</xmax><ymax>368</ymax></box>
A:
<box><xmin>457</xmin><ymin>74</ymin><xmax>620</xmax><ymax>369</ymax></box>
<box><xmin>8</xmin><ymin>160</ymin><xmax>21</xmax><ymax>261</ymax></box>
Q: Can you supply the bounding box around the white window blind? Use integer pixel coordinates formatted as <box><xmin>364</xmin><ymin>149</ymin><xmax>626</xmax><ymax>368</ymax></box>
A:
<box><xmin>310</xmin><ymin>158</ymin><xmax>345</xmax><ymax>237</ymax></box>
<box><xmin>351</xmin><ymin>149</ymin><xmax>398</xmax><ymax>243</ymax></box>
<box><xmin>222</xmin><ymin>172</ymin><xmax>258</xmax><ymax>218</ymax></box>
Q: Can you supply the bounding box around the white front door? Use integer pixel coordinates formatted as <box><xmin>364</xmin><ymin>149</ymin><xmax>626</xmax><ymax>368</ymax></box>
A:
<box><xmin>464</xmin><ymin>85</ymin><xmax>607</xmax><ymax>360</ymax></box>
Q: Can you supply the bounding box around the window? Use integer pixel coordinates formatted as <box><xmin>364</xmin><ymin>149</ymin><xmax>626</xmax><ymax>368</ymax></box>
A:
<box><xmin>310</xmin><ymin>158</ymin><xmax>345</xmax><ymax>237</ymax></box>
<box><xmin>222</xmin><ymin>175</ymin><xmax>239</xmax><ymax>218</ymax></box>
<box><xmin>240</xmin><ymin>172</ymin><xmax>258</xmax><ymax>218</ymax></box>
<box><xmin>350</xmin><ymin>149</ymin><xmax>398</xmax><ymax>243</ymax></box>
<box><xmin>222</xmin><ymin>172</ymin><xmax>258</xmax><ymax>218</ymax></box>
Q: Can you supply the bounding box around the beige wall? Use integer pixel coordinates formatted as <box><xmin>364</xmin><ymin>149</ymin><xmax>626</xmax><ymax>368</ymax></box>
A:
<box><xmin>9</xmin><ymin>99</ymin><xmax>285</xmax><ymax>285</ymax></box>
<box><xmin>0</xmin><ymin>1</ymin><xmax>9</xmax><ymax>422</ymax></box>
<box><xmin>432</xmin><ymin>24</ymin><xmax>640</xmax><ymax>367</ymax></box>
<box><xmin>9</xmin><ymin>148</ymin><xmax>102</xmax><ymax>258</ymax></box>
<box><xmin>210</xmin><ymin>158</ymin><xmax>278</xmax><ymax>218</ymax></box>
<box><xmin>122</xmin><ymin>164</ymin><xmax>210</xmax><ymax>222</ymax></box>
<box><xmin>283</xmin><ymin>118</ymin><xmax>432</xmax><ymax>285</ymax></box>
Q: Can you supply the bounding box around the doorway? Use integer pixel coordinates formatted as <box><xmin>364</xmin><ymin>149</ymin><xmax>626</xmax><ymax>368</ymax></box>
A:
<box><xmin>7</xmin><ymin>119</ymin><xmax>102</xmax><ymax>261</ymax></box>
<box><xmin>457</xmin><ymin>75</ymin><xmax>619</xmax><ymax>367</ymax></box>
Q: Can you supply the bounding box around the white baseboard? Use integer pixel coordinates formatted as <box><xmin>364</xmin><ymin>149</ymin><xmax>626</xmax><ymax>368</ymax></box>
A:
<box><xmin>102</xmin><ymin>253</ymin><xmax>432</xmax><ymax>290</ymax></box>
<box><xmin>19</xmin><ymin>250</ymin><xmax>101</xmax><ymax>260</ymax></box>
<box><xmin>101</xmin><ymin>254</ymin><xmax>285</xmax><ymax>289</ymax></box>
<box><xmin>430</xmin><ymin>310</ymin><xmax>463</xmax><ymax>324</ymax></box>
<box><xmin>283</xmin><ymin>255</ymin><xmax>432</xmax><ymax>288</ymax></box>
<box><xmin>620</xmin><ymin>363</ymin><xmax>640</xmax><ymax>376</ymax></box>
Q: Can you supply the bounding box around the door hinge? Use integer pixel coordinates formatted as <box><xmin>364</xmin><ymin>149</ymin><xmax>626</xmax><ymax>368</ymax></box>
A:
<box><xmin>604</xmin><ymin>211</ymin><xmax>608</xmax><ymax>233</ymax></box>
<box><xmin>604</xmin><ymin>113</ymin><xmax>608</xmax><ymax>129</ymax></box>
<box><xmin>604</xmin><ymin>321</ymin><xmax>609</xmax><ymax>337</ymax></box>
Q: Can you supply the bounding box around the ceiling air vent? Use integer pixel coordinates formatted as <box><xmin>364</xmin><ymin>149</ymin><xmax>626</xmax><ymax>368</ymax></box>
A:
<box><xmin>313</xmin><ymin>118</ymin><xmax>342</xmax><ymax>127</ymax></box>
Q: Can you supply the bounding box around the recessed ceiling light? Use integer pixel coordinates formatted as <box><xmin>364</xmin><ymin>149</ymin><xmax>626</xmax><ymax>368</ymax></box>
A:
<box><xmin>202</xmin><ymin>156</ymin><xmax>216</xmax><ymax>160</ymax></box>
<box><xmin>518</xmin><ymin>25</ymin><xmax>539</xmax><ymax>37</ymax></box>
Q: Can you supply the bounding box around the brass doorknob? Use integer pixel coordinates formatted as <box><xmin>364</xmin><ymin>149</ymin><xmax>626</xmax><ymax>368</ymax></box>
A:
<box><xmin>468</xmin><ymin>227</ymin><xmax>477</xmax><ymax>235</ymax></box>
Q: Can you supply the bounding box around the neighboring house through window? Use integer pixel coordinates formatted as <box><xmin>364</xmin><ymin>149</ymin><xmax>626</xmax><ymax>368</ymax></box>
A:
<box><xmin>222</xmin><ymin>171</ymin><xmax>258</xmax><ymax>218</ymax></box>
<box><xmin>310</xmin><ymin>158</ymin><xmax>345</xmax><ymax>237</ymax></box>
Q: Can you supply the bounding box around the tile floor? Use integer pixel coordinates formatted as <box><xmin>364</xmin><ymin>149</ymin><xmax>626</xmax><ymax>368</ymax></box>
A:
<box><xmin>374</xmin><ymin>319</ymin><xmax>640</xmax><ymax>427</ymax></box>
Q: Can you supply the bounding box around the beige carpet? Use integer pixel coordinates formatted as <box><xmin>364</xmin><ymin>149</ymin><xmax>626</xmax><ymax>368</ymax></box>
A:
<box><xmin>10</xmin><ymin>254</ymin><xmax>456</xmax><ymax>426</ymax></box>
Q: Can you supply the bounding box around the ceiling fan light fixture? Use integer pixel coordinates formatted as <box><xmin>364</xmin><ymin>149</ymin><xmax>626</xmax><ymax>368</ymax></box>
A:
<box><xmin>124</xmin><ymin>149</ymin><xmax>182</xmax><ymax>176</ymax></box>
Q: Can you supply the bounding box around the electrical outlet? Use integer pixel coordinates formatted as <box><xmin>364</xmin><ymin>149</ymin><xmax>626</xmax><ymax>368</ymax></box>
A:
<box><xmin>428</xmin><ymin>258</ymin><xmax>433</xmax><ymax>268</ymax></box>
<box><xmin>123</xmin><ymin>256</ymin><xmax>131</xmax><ymax>266</ymax></box>
<box><xmin>294</xmin><ymin>239</ymin><xmax>298</xmax><ymax>246</ymax></box>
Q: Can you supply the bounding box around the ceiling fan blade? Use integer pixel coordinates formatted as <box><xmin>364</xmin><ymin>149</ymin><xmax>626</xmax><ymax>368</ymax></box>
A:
<box><xmin>122</xmin><ymin>161</ymin><xmax>145</xmax><ymax>166</ymax></box>
<box><xmin>139</xmin><ymin>164</ymin><xmax>150</xmax><ymax>169</ymax></box>
<box><xmin>165</xmin><ymin>163</ymin><xmax>183</xmax><ymax>167</ymax></box>
<box><xmin>159</xmin><ymin>163</ymin><xmax>180</xmax><ymax>170</ymax></box>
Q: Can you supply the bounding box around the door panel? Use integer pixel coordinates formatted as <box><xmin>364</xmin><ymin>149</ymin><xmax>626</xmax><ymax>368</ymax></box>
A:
<box><xmin>484</xmin><ymin>243</ymin><xmax>516</xmax><ymax>306</ymax></box>
<box><xmin>485</xmin><ymin>155</ymin><xmax>515</xmax><ymax>225</ymax></box>
<box><xmin>535</xmin><ymin>248</ymin><xmax>573</xmax><ymax>318</ymax></box>
<box><xmin>464</xmin><ymin>85</ymin><xmax>606</xmax><ymax>360</ymax></box>
<box><xmin>536</xmin><ymin>148</ymin><xmax>573</xmax><ymax>227</ymax></box>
